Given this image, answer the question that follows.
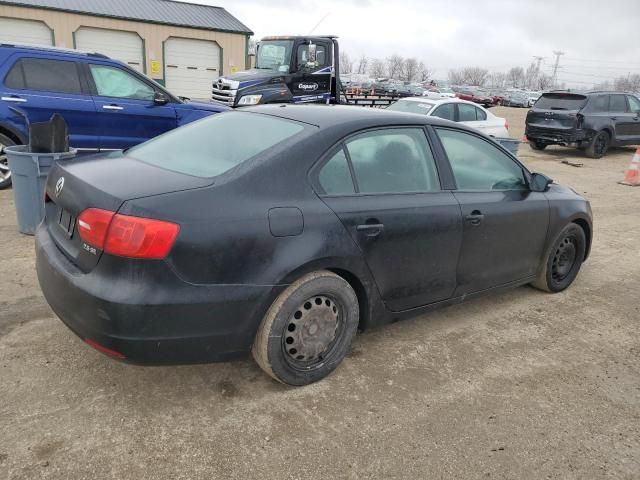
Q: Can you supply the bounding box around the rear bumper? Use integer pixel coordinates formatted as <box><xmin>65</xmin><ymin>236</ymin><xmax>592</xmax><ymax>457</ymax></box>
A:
<box><xmin>526</xmin><ymin>126</ymin><xmax>590</xmax><ymax>145</ymax></box>
<box><xmin>35</xmin><ymin>225</ymin><xmax>279</xmax><ymax>365</ymax></box>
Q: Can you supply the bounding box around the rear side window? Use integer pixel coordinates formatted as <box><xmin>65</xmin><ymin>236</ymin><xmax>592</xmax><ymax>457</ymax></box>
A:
<box><xmin>609</xmin><ymin>95</ymin><xmax>628</xmax><ymax>113</ymax></box>
<box><xmin>431</xmin><ymin>103</ymin><xmax>455</xmax><ymax>121</ymax></box>
<box><xmin>437</xmin><ymin>128</ymin><xmax>527</xmax><ymax>191</ymax></box>
<box><xmin>5</xmin><ymin>58</ymin><xmax>82</xmax><ymax>94</ymax></box>
<box><xmin>344</xmin><ymin>128</ymin><xmax>440</xmax><ymax>194</ymax></box>
<box><xmin>128</xmin><ymin>112</ymin><xmax>306</xmax><ymax>178</ymax></box>
<box><xmin>534</xmin><ymin>93</ymin><xmax>587</xmax><ymax>110</ymax></box>
<box><xmin>585</xmin><ymin>95</ymin><xmax>609</xmax><ymax>113</ymax></box>
<box><xmin>458</xmin><ymin>103</ymin><xmax>486</xmax><ymax>122</ymax></box>
<box><xmin>318</xmin><ymin>149</ymin><xmax>355</xmax><ymax>195</ymax></box>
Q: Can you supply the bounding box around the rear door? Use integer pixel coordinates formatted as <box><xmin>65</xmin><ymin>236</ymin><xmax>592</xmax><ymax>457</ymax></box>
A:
<box><xmin>315</xmin><ymin>127</ymin><xmax>463</xmax><ymax>312</ymax></box>
<box><xmin>609</xmin><ymin>94</ymin><xmax>634</xmax><ymax>142</ymax></box>
<box><xmin>626</xmin><ymin>95</ymin><xmax>640</xmax><ymax>139</ymax></box>
<box><xmin>0</xmin><ymin>55</ymin><xmax>98</xmax><ymax>149</ymax></box>
<box><xmin>434</xmin><ymin>127</ymin><xmax>549</xmax><ymax>295</ymax></box>
<box><xmin>457</xmin><ymin>103</ymin><xmax>493</xmax><ymax>134</ymax></box>
<box><xmin>86</xmin><ymin>63</ymin><xmax>177</xmax><ymax>149</ymax></box>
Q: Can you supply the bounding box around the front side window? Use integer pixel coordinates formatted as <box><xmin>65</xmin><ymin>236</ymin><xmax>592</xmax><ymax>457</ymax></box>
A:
<box><xmin>436</xmin><ymin>128</ymin><xmax>527</xmax><ymax>191</ymax></box>
<box><xmin>128</xmin><ymin>112</ymin><xmax>307</xmax><ymax>178</ymax></box>
<box><xmin>628</xmin><ymin>95</ymin><xmax>640</xmax><ymax>112</ymax></box>
<box><xmin>89</xmin><ymin>64</ymin><xmax>155</xmax><ymax>100</ymax></box>
<box><xmin>344</xmin><ymin>128</ymin><xmax>440</xmax><ymax>194</ymax></box>
<box><xmin>297</xmin><ymin>44</ymin><xmax>328</xmax><ymax>71</ymax></box>
<box><xmin>5</xmin><ymin>58</ymin><xmax>82</xmax><ymax>94</ymax></box>
<box><xmin>609</xmin><ymin>95</ymin><xmax>629</xmax><ymax>113</ymax></box>
<box><xmin>431</xmin><ymin>103</ymin><xmax>455</xmax><ymax>121</ymax></box>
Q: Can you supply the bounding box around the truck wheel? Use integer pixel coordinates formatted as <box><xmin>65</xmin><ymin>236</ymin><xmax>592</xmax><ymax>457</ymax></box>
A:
<box><xmin>252</xmin><ymin>270</ymin><xmax>359</xmax><ymax>386</ymax></box>
<box><xmin>531</xmin><ymin>223</ymin><xmax>586</xmax><ymax>293</ymax></box>
<box><xmin>0</xmin><ymin>133</ymin><xmax>16</xmax><ymax>189</ymax></box>
<box><xmin>585</xmin><ymin>130</ymin><xmax>610</xmax><ymax>158</ymax></box>
<box><xmin>529</xmin><ymin>139</ymin><xmax>547</xmax><ymax>151</ymax></box>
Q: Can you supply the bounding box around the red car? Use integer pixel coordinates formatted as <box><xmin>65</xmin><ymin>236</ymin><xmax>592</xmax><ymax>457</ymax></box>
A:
<box><xmin>455</xmin><ymin>89</ymin><xmax>496</xmax><ymax>108</ymax></box>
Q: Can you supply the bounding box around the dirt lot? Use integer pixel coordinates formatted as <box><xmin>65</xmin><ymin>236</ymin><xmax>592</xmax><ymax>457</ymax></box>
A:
<box><xmin>1</xmin><ymin>106</ymin><xmax>639</xmax><ymax>479</ymax></box>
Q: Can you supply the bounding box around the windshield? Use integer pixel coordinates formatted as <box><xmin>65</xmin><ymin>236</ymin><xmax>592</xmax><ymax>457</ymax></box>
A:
<box><xmin>128</xmin><ymin>112</ymin><xmax>306</xmax><ymax>178</ymax></box>
<box><xmin>256</xmin><ymin>40</ymin><xmax>294</xmax><ymax>72</ymax></box>
<box><xmin>387</xmin><ymin>100</ymin><xmax>435</xmax><ymax>114</ymax></box>
<box><xmin>535</xmin><ymin>93</ymin><xmax>588</xmax><ymax>110</ymax></box>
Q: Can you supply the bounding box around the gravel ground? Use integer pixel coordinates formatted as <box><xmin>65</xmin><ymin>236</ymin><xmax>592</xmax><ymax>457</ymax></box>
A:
<box><xmin>1</xmin><ymin>106</ymin><xmax>639</xmax><ymax>479</ymax></box>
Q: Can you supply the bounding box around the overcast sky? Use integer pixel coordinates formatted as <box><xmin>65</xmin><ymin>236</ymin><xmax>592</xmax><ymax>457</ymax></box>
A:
<box><xmin>179</xmin><ymin>0</ymin><xmax>640</xmax><ymax>86</ymax></box>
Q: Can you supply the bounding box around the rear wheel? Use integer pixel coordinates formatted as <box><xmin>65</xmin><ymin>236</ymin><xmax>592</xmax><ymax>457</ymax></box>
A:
<box><xmin>531</xmin><ymin>223</ymin><xmax>586</xmax><ymax>293</ymax></box>
<box><xmin>529</xmin><ymin>139</ymin><xmax>547</xmax><ymax>151</ymax></box>
<box><xmin>585</xmin><ymin>130</ymin><xmax>610</xmax><ymax>158</ymax></box>
<box><xmin>252</xmin><ymin>271</ymin><xmax>359</xmax><ymax>386</ymax></box>
<box><xmin>0</xmin><ymin>133</ymin><xmax>16</xmax><ymax>189</ymax></box>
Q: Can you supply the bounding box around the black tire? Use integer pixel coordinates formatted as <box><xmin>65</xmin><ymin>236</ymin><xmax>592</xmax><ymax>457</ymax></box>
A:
<box><xmin>252</xmin><ymin>270</ymin><xmax>359</xmax><ymax>386</ymax></box>
<box><xmin>585</xmin><ymin>130</ymin><xmax>610</xmax><ymax>159</ymax></box>
<box><xmin>531</xmin><ymin>223</ymin><xmax>586</xmax><ymax>293</ymax></box>
<box><xmin>0</xmin><ymin>133</ymin><xmax>16</xmax><ymax>189</ymax></box>
<box><xmin>529</xmin><ymin>139</ymin><xmax>547</xmax><ymax>151</ymax></box>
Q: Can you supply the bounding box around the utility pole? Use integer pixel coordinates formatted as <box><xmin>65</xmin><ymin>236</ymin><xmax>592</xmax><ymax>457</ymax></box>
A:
<box><xmin>552</xmin><ymin>51</ymin><xmax>565</xmax><ymax>88</ymax></box>
<box><xmin>533</xmin><ymin>56</ymin><xmax>544</xmax><ymax>75</ymax></box>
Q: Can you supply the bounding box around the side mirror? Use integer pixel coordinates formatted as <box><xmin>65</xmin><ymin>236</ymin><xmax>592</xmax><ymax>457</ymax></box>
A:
<box><xmin>153</xmin><ymin>91</ymin><xmax>169</xmax><ymax>105</ymax></box>
<box><xmin>308</xmin><ymin>42</ymin><xmax>317</xmax><ymax>63</ymax></box>
<box><xmin>530</xmin><ymin>172</ymin><xmax>553</xmax><ymax>192</ymax></box>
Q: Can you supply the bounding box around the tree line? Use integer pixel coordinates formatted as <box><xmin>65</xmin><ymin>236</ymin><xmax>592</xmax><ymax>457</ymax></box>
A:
<box><xmin>339</xmin><ymin>51</ymin><xmax>638</xmax><ymax>92</ymax></box>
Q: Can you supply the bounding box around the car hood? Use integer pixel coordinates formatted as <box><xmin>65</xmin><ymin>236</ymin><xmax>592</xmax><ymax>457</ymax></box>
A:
<box><xmin>222</xmin><ymin>68</ymin><xmax>284</xmax><ymax>87</ymax></box>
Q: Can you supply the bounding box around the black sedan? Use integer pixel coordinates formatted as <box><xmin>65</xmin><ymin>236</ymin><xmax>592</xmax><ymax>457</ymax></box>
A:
<box><xmin>36</xmin><ymin>105</ymin><xmax>593</xmax><ymax>386</ymax></box>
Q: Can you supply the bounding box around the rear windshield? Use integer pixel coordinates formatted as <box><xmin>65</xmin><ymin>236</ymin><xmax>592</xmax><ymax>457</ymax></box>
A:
<box><xmin>128</xmin><ymin>112</ymin><xmax>306</xmax><ymax>178</ymax></box>
<box><xmin>386</xmin><ymin>100</ymin><xmax>435</xmax><ymax>114</ymax></box>
<box><xmin>534</xmin><ymin>93</ymin><xmax>587</xmax><ymax>110</ymax></box>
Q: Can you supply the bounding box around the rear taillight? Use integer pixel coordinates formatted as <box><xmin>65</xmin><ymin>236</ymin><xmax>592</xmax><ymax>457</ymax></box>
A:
<box><xmin>77</xmin><ymin>208</ymin><xmax>179</xmax><ymax>259</ymax></box>
<box><xmin>78</xmin><ymin>208</ymin><xmax>115</xmax><ymax>249</ymax></box>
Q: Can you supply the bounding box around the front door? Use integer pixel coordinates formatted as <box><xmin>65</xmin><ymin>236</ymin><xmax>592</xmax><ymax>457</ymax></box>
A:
<box><xmin>290</xmin><ymin>41</ymin><xmax>332</xmax><ymax>103</ymax></box>
<box><xmin>434</xmin><ymin>127</ymin><xmax>549</xmax><ymax>296</ymax></box>
<box><xmin>86</xmin><ymin>63</ymin><xmax>177</xmax><ymax>150</ymax></box>
<box><xmin>0</xmin><ymin>55</ymin><xmax>98</xmax><ymax>149</ymax></box>
<box><xmin>316</xmin><ymin>127</ymin><xmax>463</xmax><ymax>312</ymax></box>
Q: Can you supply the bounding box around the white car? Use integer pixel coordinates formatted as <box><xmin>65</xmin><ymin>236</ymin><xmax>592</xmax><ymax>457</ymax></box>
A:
<box><xmin>387</xmin><ymin>97</ymin><xmax>510</xmax><ymax>137</ymax></box>
<box><xmin>422</xmin><ymin>87</ymin><xmax>456</xmax><ymax>99</ymax></box>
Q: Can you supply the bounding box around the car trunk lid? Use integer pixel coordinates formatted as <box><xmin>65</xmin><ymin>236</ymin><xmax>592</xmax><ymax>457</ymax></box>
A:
<box><xmin>44</xmin><ymin>152</ymin><xmax>212</xmax><ymax>272</ymax></box>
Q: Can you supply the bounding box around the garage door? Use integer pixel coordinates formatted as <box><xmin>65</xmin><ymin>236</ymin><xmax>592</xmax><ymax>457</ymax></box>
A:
<box><xmin>0</xmin><ymin>18</ymin><xmax>52</xmax><ymax>46</ymax></box>
<box><xmin>165</xmin><ymin>38</ymin><xmax>220</xmax><ymax>100</ymax></box>
<box><xmin>75</xmin><ymin>28</ymin><xmax>144</xmax><ymax>72</ymax></box>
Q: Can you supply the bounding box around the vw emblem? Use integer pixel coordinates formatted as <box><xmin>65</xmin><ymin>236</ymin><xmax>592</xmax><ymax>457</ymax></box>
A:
<box><xmin>55</xmin><ymin>177</ymin><xmax>65</xmax><ymax>197</ymax></box>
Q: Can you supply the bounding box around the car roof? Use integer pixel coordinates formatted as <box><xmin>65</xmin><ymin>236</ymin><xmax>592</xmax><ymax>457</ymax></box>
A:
<box><xmin>0</xmin><ymin>42</ymin><xmax>109</xmax><ymax>59</ymax></box>
<box><xmin>242</xmin><ymin>104</ymin><xmax>462</xmax><ymax>129</ymax></box>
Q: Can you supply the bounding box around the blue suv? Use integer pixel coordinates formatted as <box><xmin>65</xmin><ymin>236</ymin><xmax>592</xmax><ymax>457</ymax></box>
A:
<box><xmin>0</xmin><ymin>43</ymin><xmax>229</xmax><ymax>188</ymax></box>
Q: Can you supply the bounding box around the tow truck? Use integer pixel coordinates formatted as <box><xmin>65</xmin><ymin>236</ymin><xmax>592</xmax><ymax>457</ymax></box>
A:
<box><xmin>211</xmin><ymin>36</ymin><xmax>396</xmax><ymax>108</ymax></box>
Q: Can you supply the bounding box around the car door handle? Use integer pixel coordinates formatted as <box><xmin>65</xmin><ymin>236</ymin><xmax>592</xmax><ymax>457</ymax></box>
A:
<box><xmin>103</xmin><ymin>105</ymin><xmax>124</xmax><ymax>111</ymax></box>
<box><xmin>1</xmin><ymin>96</ymin><xmax>27</xmax><ymax>103</ymax></box>
<box><xmin>356</xmin><ymin>223</ymin><xmax>385</xmax><ymax>237</ymax></box>
<box><xmin>465</xmin><ymin>211</ymin><xmax>485</xmax><ymax>226</ymax></box>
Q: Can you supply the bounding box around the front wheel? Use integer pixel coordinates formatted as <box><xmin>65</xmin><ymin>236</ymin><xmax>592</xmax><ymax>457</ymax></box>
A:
<box><xmin>531</xmin><ymin>223</ymin><xmax>586</xmax><ymax>293</ymax></box>
<box><xmin>252</xmin><ymin>271</ymin><xmax>359</xmax><ymax>386</ymax></box>
<box><xmin>0</xmin><ymin>133</ymin><xmax>16</xmax><ymax>189</ymax></box>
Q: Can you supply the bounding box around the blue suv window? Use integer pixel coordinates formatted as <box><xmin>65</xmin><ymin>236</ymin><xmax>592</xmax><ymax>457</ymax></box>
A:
<box><xmin>5</xmin><ymin>58</ymin><xmax>83</xmax><ymax>94</ymax></box>
<box><xmin>89</xmin><ymin>65</ymin><xmax>155</xmax><ymax>100</ymax></box>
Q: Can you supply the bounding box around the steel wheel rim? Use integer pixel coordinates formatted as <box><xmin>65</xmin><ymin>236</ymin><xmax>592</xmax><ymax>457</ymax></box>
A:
<box><xmin>552</xmin><ymin>235</ymin><xmax>577</xmax><ymax>282</ymax></box>
<box><xmin>282</xmin><ymin>295</ymin><xmax>343</xmax><ymax>369</ymax></box>
<box><xmin>0</xmin><ymin>142</ymin><xmax>10</xmax><ymax>183</ymax></box>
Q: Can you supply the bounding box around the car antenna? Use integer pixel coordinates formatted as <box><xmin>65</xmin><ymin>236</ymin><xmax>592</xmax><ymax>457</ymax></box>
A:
<box><xmin>308</xmin><ymin>12</ymin><xmax>330</xmax><ymax>35</ymax></box>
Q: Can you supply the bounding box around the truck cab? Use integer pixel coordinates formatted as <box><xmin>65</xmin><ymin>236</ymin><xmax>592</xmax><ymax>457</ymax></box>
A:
<box><xmin>211</xmin><ymin>36</ymin><xmax>341</xmax><ymax>107</ymax></box>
